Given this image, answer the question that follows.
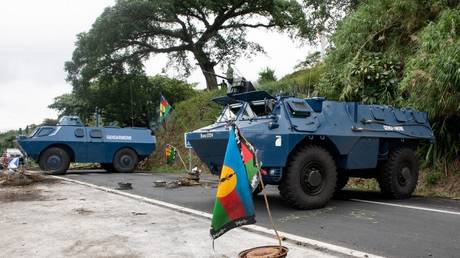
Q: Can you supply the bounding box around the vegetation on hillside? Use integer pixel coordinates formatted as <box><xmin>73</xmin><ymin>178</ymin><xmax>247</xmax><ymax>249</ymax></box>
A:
<box><xmin>147</xmin><ymin>89</ymin><xmax>224</xmax><ymax>171</ymax></box>
<box><xmin>317</xmin><ymin>0</ymin><xmax>460</xmax><ymax>168</ymax></box>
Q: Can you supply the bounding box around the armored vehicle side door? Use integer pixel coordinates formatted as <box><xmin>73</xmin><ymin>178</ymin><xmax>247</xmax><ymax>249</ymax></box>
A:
<box><xmin>85</xmin><ymin>127</ymin><xmax>106</xmax><ymax>162</ymax></box>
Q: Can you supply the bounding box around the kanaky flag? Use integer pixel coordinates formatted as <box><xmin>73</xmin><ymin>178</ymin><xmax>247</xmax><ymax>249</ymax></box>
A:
<box><xmin>165</xmin><ymin>144</ymin><xmax>176</xmax><ymax>164</ymax></box>
<box><xmin>159</xmin><ymin>95</ymin><xmax>172</xmax><ymax>126</ymax></box>
<box><xmin>235</xmin><ymin>126</ymin><xmax>261</xmax><ymax>192</ymax></box>
<box><xmin>210</xmin><ymin>126</ymin><xmax>256</xmax><ymax>239</ymax></box>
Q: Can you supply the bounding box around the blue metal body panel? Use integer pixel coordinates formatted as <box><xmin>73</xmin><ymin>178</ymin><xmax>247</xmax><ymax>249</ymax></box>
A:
<box><xmin>16</xmin><ymin>119</ymin><xmax>156</xmax><ymax>164</ymax></box>
<box><xmin>186</xmin><ymin>91</ymin><xmax>434</xmax><ymax>183</ymax></box>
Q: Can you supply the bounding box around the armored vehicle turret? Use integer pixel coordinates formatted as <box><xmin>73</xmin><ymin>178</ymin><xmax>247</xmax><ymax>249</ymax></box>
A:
<box><xmin>16</xmin><ymin>116</ymin><xmax>156</xmax><ymax>175</ymax></box>
<box><xmin>186</xmin><ymin>84</ymin><xmax>434</xmax><ymax>209</ymax></box>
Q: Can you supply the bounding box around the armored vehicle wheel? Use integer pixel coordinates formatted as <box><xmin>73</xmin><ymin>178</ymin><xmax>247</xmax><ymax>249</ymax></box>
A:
<box><xmin>113</xmin><ymin>148</ymin><xmax>138</xmax><ymax>173</ymax></box>
<box><xmin>100</xmin><ymin>163</ymin><xmax>114</xmax><ymax>172</ymax></box>
<box><xmin>377</xmin><ymin>148</ymin><xmax>419</xmax><ymax>199</ymax></box>
<box><xmin>279</xmin><ymin>145</ymin><xmax>337</xmax><ymax>209</ymax></box>
<box><xmin>336</xmin><ymin>174</ymin><xmax>349</xmax><ymax>191</ymax></box>
<box><xmin>39</xmin><ymin>147</ymin><xmax>70</xmax><ymax>175</ymax></box>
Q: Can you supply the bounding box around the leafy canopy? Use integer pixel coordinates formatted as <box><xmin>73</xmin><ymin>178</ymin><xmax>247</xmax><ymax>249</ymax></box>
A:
<box><xmin>65</xmin><ymin>0</ymin><xmax>317</xmax><ymax>91</ymax></box>
<box><xmin>50</xmin><ymin>75</ymin><xmax>196</xmax><ymax>128</ymax></box>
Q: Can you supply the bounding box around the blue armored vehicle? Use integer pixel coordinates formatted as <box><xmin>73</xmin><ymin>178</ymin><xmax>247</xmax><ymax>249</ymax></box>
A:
<box><xmin>16</xmin><ymin>116</ymin><xmax>156</xmax><ymax>175</ymax></box>
<box><xmin>186</xmin><ymin>80</ymin><xmax>434</xmax><ymax>209</ymax></box>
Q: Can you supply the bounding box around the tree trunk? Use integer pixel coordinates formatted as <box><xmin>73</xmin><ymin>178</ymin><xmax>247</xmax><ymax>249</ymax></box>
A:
<box><xmin>201</xmin><ymin>64</ymin><xmax>218</xmax><ymax>90</ymax></box>
<box><xmin>193</xmin><ymin>49</ymin><xmax>218</xmax><ymax>90</ymax></box>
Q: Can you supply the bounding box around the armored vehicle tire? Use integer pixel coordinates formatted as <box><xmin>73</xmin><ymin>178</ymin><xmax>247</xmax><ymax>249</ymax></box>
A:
<box><xmin>113</xmin><ymin>148</ymin><xmax>138</xmax><ymax>173</ymax></box>
<box><xmin>377</xmin><ymin>148</ymin><xmax>419</xmax><ymax>199</ymax></box>
<box><xmin>279</xmin><ymin>145</ymin><xmax>337</xmax><ymax>209</ymax></box>
<box><xmin>100</xmin><ymin>163</ymin><xmax>114</xmax><ymax>172</ymax></box>
<box><xmin>39</xmin><ymin>147</ymin><xmax>70</xmax><ymax>175</ymax></box>
<box><xmin>336</xmin><ymin>174</ymin><xmax>349</xmax><ymax>191</ymax></box>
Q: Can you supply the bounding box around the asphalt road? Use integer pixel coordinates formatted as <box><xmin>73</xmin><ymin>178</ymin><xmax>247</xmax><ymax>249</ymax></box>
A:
<box><xmin>63</xmin><ymin>170</ymin><xmax>460</xmax><ymax>258</ymax></box>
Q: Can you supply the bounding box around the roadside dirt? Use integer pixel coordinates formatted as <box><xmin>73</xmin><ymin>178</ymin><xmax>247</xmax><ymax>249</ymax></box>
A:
<box><xmin>0</xmin><ymin>170</ymin><xmax>58</xmax><ymax>187</ymax></box>
<box><xmin>0</xmin><ymin>171</ymin><xmax>59</xmax><ymax>203</ymax></box>
<box><xmin>0</xmin><ymin>177</ymin><xmax>333</xmax><ymax>258</ymax></box>
<box><xmin>0</xmin><ymin>186</ymin><xmax>46</xmax><ymax>203</ymax></box>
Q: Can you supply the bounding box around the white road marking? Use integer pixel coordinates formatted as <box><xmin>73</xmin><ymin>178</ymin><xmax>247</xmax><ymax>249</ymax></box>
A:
<box><xmin>56</xmin><ymin>176</ymin><xmax>384</xmax><ymax>258</ymax></box>
<box><xmin>350</xmin><ymin>199</ymin><xmax>460</xmax><ymax>216</ymax></box>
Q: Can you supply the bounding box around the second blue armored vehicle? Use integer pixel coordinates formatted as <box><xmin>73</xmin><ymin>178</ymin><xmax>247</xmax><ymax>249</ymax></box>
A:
<box><xmin>16</xmin><ymin>116</ymin><xmax>156</xmax><ymax>175</ymax></box>
<box><xmin>186</xmin><ymin>80</ymin><xmax>434</xmax><ymax>209</ymax></box>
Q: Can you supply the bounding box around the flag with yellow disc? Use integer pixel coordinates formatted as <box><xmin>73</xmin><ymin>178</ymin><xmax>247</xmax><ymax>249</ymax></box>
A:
<box><xmin>210</xmin><ymin>126</ymin><xmax>256</xmax><ymax>239</ymax></box>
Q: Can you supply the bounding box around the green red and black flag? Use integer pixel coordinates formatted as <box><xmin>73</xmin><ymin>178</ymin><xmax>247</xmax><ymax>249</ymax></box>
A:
<box><xmin>235</xmin><ymin>126</ymin><xmax>261</xmax><ymax>192</ymax></box>
<box><xmin>210</xmin><ymin>125</ymin><xmax>256</xmax><ymax>240</ymax></box>
<box><xmin>165</xmin><ymin>144</ymin><xmax>176</xmax><ymax>164</ymax></box>
<box><xmin>159</xmin><ymin>95</ymin><xmax>172</xmax><ymax>126</ymax></box>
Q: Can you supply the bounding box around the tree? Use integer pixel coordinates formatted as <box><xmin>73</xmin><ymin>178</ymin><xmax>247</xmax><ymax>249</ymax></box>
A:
<box><xmin>50</xmin><ymin>75</ymin><xmax>196</xmax><ymax>128</ymax></box>
<box><xmin>65</xmin><ymin>0</ymin><xmax>322</xmax><ymax>91</ymax></box>
<box><xmin>257</xmin><ymin>67</ymin><xmax>277</xmax><ymax>84</ymax></box>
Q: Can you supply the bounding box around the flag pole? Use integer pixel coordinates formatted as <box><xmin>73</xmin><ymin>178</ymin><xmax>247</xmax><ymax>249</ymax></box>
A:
<box><xmin>257</xmin><ymin>169</ymin><xmax>282</xmax><ymax>247</ymax></box>
<box><xmin>171</xmin><ymin>144</ymin><xmax>188</xmax><ymax>172</ymax></box>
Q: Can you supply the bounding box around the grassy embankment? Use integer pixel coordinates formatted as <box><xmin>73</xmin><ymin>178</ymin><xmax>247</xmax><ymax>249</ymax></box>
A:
<box><xmin>146</xmin><ymin>89</ymin><xmax>224</xmax><ymax>173</ymax></box>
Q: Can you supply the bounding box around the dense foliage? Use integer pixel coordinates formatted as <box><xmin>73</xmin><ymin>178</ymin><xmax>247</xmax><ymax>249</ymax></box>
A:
<box><xmin>259</xmin><ymin>64</ymin><xmax>324</xmax><ymax>97</ymax></box>
<box><xmin>317</xmin><ymin>0</ymin><xmax>460</xmax><ymax>164</ymax></box>
<box><xmin>400</xmin><ymin>8</ymin><xmax>460</xmax><ymax>163</ymax></box>
<box><xmin>50</xmin><ymin>75</ymin><xmax>196</xmax><ymax>128</ymax></box>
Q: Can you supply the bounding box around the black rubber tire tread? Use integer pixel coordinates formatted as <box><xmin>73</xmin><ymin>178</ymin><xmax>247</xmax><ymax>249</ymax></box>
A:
<box><xmin>39</xmin><ymin>147</ymin><xmax>70</xmax><ymax>175</ymax></box>
<box><xmin>377</xmin><ymin>148</ymin><xmax>419</xmax><ymax>199</ymax></box>
<box><xmin>113</xmin><ymin>148</ymin><xmax>138</xmax><ymax>173</ymax></box>
<box><xmin>279</xmin><ymin>145</ymin><xmax>337</xmax><ymax>209</ymax></box>
<box><xmin>336</xmin><ymin>173</ymin><xmax>349</xmax><ymax>191</ymax></box>
<box><xmin>100</xmin><ymin>163</ymin><xmax>114</xmax><ymax>172</ymax></box>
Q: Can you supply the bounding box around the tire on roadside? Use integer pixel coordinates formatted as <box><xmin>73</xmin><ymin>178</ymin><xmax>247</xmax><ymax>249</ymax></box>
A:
<box><xmin>377</xmin><ymin>148</ymin><xmax>419</xmax><ymax>199</ymax></box>
<box><xmin>39</xmin><ymin>147</ymin><xmax>70</xmax><ymax>175</ymax></box>
<box><xmin>113</xmin><ymin>148</ymin><xmax>138</xmax><ymax>173</ymax></box>
<box><xmin>279</xmin><ymin>145</ymin><xmax>337</xmax><ymax>209</ymax></box>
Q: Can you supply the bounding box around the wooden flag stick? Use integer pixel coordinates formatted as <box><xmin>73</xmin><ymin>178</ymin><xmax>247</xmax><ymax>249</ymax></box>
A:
<box><xmin>257</xmin><ymin>169</ymin><xmax>282</xmax><ymax>247</ymax></box>
<box><xmin>172</xmin><ymin>145</ymin><xmax>189</xmax><ymax>172</ymax></box>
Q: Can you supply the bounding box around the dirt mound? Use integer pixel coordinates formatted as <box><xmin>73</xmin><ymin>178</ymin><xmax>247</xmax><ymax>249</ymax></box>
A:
<box><xmin>0</xmin><ymin>170</ymin><xmax>58</xmax><ymax>187</ymax></box>
<box><xmin>0</xmin><ymin>188</ymin><xmax>46</xmax><ymax>203</ymax></box>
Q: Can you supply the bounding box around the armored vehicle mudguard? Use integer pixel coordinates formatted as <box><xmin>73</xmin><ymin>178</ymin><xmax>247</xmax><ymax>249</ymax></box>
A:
<box><xmin>16</xmin><ymin>116</ymin><xmax>156</xmax><ymax>175</ymax></box>
<box><xmin>186</xmin><ymin>89</ymin><xmax>434</xmax><ymax>209</ymax></box>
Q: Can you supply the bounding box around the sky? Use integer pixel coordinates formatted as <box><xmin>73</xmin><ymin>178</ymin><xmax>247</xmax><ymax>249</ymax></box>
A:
<box><xmin>0</xmin><ymin>0</ymin><xmax>316</xmax><ymax>132</ymax></box>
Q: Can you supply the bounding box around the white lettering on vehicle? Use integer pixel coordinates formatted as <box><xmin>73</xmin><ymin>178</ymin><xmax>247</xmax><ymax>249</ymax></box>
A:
<box><xmin>383</xmin><ymin>125</ymin><xmax>405</xmax><ymax>131</ymax></box>
<box><xmin>106</xmin><ymin>135</ymin><xmax>132</xmax><ymax>141</ymax></box>
<box><xmin>200</xmin><ymin>133</ymin><xmax>213</xmax><ymax>139</ymax></box>
<box><xmin>275</xmin><ymin>135</ymin><xmax>282</xmax><ymax>147</ymax></box>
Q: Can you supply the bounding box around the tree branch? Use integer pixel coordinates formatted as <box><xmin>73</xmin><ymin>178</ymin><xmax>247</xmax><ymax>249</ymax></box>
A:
<box><xmin>120</xmin><ymin>40</ymin><xmax>191</xmax><ymax>53</ymax></box>
<box><xmin>221</xmin><ymin>22</ymin><xmax>276</xmax><ymax>29</ymax></box>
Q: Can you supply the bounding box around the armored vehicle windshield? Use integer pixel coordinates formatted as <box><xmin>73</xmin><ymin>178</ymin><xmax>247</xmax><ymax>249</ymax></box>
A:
<box><xmin>215</xmin><ymin>100</ymin><xmax>275</xmax><ymax>123</ymax></box>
